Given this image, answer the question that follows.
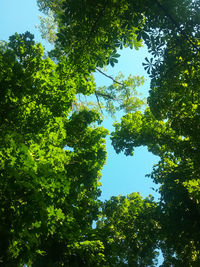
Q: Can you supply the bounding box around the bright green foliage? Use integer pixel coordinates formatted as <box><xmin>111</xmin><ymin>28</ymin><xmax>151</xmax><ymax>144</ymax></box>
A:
<box><xmin>37</xmin><ymin>0</ymin><xmax>144</xmax><ymax>72</ymax></box>
<box><xmin>2</xmin><ymin>0</ymin><xmax>200</xmax><ymax>265</ymax></box>
<box><xmin>37</xmin><ymin>0</ymin><xmax>146</xmax><ymax>117</ymax></box>
<box><xmin>97</xmin><ymin>193</ymin><xmax>159</xmax><ymax>266</ymax></box>
<box><xmin>0</xmin><ymin>19</ymin><xmax>146</xmax><ymax>267</ymax></box>
<box><xmin>95</xmin><ymin>72</ymin><xmax>145</xmax><ymax>117</ymax></box>
<box><xmin>111</xmin><ymin>107</ymin><xmax>200</xmax><ymax>264</ymax></box>
<box><xmin>110</xmin><ymin>0</ymin><xmax>200</xmax><ymax>265</ymax></box>
<box><xmin>36</xmin><ymin>10</ymin><xmax>58</xmax><ymax>44</ymax></box>
<box><xmin>0</xmin><ymin>32</ymin><xmax>108</xmax><ymax>266</ymax></box>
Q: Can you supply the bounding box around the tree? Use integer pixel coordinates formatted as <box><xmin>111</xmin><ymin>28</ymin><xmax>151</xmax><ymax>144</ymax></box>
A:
<box><xmin>111</xmin><ymin>106</ymin><xmax>200</xmax><ymax>264</ymax></box>
<box><xmin>110</xmin><ymin>0</ymin><xmax>200</xmax><ymax>265</ymax></box>
<box><xmin>0</xmin><ymin>12</ymin><xmax>146</xmax><ymax>266</ymax></box>
<box><xmin>96</xmin><ymin>193</ymin><xmax>159</xmax><ymax>266</ymax></box>
<box><xmin>2</xmin><ymin>0</ymin><xmax>200</xmax><ymax>265</ymax></box>
<box><xmin>0</xmin><ymin>32</ymin><xmax>108</xmax><ymax>266</ymax></box>
<box><xmin>40</xmin><ymin>0</ymin><xmax>200</xmax><ymax>264</ymax></box>
<box><xmin>37</xmin><ymin>0</ymin><xmax>144</xmax><ymax>71</ymax></box>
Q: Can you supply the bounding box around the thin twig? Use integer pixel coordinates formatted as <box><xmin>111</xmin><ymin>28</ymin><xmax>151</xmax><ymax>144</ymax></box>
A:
<box><xmin>95</xmin><ymin>91</ymin><xmax>103</xmax><ymax>114</ymax></box>
<box><xmin>95</xmin><ymin>92</ymin><xmax>117</xmax><ymax>101</ymax></box>
<box><xmin>96</xmin><ymin>68</ymin><xmax>124</xmax><ymax>86</ymax></box>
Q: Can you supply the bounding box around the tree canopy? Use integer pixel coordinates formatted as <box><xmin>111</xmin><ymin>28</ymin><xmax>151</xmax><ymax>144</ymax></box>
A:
<box><xmin>1</xmin><ymin>0</ymin><xmax>200</xmax><ymax>266</ymax></box>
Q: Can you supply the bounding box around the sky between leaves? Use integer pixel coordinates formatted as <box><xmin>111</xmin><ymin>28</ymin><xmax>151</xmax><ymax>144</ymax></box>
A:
<box><xmin>0</xmin><ymin>0</ymin><xmax>160</xmax><ymax>201</ymax></box>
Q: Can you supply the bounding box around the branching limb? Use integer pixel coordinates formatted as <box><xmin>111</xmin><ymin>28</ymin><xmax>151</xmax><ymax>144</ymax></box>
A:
<box><xmin>96</xmin><ymin>68</ymin><xmax>124</xmax><ymax>86</ymax></box>
<box><xmin>95</xmin><ymin>91</ymin><xmax>103</xmax><ymax>114</ymax></box>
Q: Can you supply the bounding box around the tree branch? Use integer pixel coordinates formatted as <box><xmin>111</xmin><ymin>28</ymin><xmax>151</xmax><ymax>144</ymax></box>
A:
<box><xmin>96</xmin><ymin>68</ymin><xmax>124</xmax><ymax>86</ymax></box>
<box><xmin>95</xmin><ymin>91</ymin><xmax>118</xmax><ymax>101</ymax></box>
<box><xmin>94</xmin><ymin>91</ymin><xmax>103</xmax><ymax>114</ymax></box>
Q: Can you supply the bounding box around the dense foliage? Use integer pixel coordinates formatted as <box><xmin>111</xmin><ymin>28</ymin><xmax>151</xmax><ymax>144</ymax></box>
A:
<box><xmin>0</xmin><ymin>32</ymin><xmax>108</xmax><ymax>266</ymax></box>
<box><xmin>1</xmin><ymin>0</ymin><xmax>200</xmax><ymax>265</ymax></box>
<box><xmin>96</xmin><ymin>193</ymin><xmax>159</xmax><ymax>266</ymax></box>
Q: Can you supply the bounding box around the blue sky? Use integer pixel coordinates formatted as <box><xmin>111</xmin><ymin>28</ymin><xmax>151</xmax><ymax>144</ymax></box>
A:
<box><xmin>0</xmin><ymin>0</ymin><xmax>160</xmax><ymax>202</ymax></box>
<box><xmin>95</xmin><ymin>47</ymin><xmax>160</xmax><ymax>201</ymax></box>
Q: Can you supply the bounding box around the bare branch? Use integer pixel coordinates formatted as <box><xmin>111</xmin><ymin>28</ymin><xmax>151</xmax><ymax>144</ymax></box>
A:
<box><xmin>94</xmin><ymin>91</ymin><xmax>103</xmax><ymax>114</ymax></box>
<box><xmin>96</xmin><ymin>68</ymin><xmax>124</xmax><ymax>86</ymax></box>
<box><xmin>95</xmin><ymin>92</ymin><xmax>117</xmax><ymax>101</ymax></box>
